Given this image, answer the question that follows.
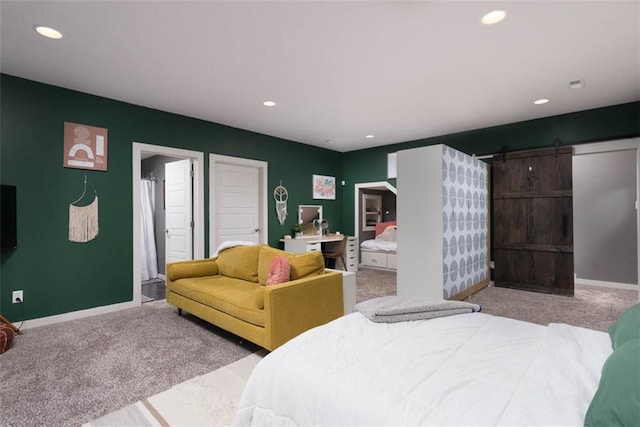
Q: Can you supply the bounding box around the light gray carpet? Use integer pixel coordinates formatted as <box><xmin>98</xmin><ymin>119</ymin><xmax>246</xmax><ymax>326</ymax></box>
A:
<box><xmin>466</xmin><ymin>283</ymin><xmax>638</xmax><ymax>332</ymax></box>
<box><xmin>1</xmin><ymin>270</ymin><xmax>636</xmax><ymax>427</ymax></box>
<box><xmin>356</xmin><ymin>267</ymin><xmax>637</xmax><ymax>332</ymax></box>
<box><xmin>0</xmin><ymin>300</ymin><xmax>259</xmax><ymax>427</ymax></box>
<box><xmin>356</xmin><ymin>267</ymin><xmax>397</xmax><ymax>303</ymax></box>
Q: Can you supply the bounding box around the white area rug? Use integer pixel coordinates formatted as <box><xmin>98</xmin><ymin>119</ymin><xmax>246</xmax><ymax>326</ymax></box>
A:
<box><xmin>84</xmin><ymin>351</ymin><xmax>266</xmax><ymax>426</ymax></box>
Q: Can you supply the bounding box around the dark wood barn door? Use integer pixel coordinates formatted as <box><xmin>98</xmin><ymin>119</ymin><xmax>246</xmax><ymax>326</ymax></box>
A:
<box><xmin>493</xmin><ymin>147</ymin><xmax>574</xmax><ymax>296</ymax></box>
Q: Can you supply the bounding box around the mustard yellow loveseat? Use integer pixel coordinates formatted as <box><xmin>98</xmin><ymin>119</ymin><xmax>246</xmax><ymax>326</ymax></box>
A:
<box><xmin>166</xmin><ymin>244</ymin><xmax>344</xmax><ymax>351</ymax></box>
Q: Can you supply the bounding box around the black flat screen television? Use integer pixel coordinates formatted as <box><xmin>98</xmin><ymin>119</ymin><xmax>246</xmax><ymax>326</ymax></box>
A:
<box><xmin>1</xmin><ymin>184</ymin><xmax>17</xmax><ymax>250</ymax></box>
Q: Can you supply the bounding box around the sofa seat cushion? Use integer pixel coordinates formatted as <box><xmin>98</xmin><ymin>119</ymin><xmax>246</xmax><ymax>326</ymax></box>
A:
<box><xmin>170</xmin><ymin>275</ymin><xmax>265</xmax><ymax>327</ymax></box>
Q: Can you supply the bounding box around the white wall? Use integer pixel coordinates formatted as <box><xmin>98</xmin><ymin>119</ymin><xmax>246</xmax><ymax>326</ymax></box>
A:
<box><xmin>397</xmin><ymin>145</ymin><xmax>444</xmax><ymax>299</ymax></box>
<box><xmin>573</xmin><ymin>149</ymin><xmax>637</xmax><ymax>284</ymax></box>
<box><xmin>573</xmin><ymin>138</ymin><xmax>640</xmax><ymax>290</ymax></box>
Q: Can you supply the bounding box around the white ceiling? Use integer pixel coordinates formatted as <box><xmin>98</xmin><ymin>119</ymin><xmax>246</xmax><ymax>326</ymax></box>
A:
<box><xmin>2</xmin><ymin>1</ymin><xmax>639</xmax><ymax>152</ymax></box>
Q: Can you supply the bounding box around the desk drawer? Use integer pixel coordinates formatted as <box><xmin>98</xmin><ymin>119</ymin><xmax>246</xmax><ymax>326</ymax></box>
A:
<box><xmin>361</xmin><ymin>251</ymin><xmax>387</xmax><ymax>268</ymax></box>
<box><xmin>346</xmin><ymin>254</ymin><xmax>358</xmax><ymax>272</ymax></box>
<box><xmin>306</xmin><ymin>242</ymin><xmax>322</xmax><ymax>252</ymax></box>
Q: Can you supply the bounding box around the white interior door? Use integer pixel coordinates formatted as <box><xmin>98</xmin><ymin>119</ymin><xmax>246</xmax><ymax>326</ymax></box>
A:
<box><xmin>165</xmin><ymin>159</ymin><xmax>193</xmax><ymax>263</ymax></box>
<box><xmin>214</xmin><ymin>163</ymin><xmax>260</xmax><ymax>247</ymax></box>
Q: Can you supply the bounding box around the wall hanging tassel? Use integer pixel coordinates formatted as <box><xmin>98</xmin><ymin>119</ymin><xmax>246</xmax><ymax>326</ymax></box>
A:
<box><xmin>69</xmin><ymin>175</ymin><xmax>99</xmax><ymax>243</ymax></box>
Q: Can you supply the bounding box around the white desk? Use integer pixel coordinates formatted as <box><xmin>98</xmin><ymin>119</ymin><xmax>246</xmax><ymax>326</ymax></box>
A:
<box><xmin>280</xmin><ymin>234</ymin><xmax>358</xmax><ymax>272</ymax></box>
<box><xmin>280</xmin><ymin>235</ymin><xmax>344</xmax><ymax>253</ymax></box>
<box><xmin>281</xmin><ymin>237</ymin><xmax>358</xmax><ymax>313</ymax></box>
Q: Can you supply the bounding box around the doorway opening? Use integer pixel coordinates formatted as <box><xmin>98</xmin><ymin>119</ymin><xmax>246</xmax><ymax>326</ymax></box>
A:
<box><xmin>132</xmin><ymin>143</ymin><xmax>205</xmax><ymax>306</ymax></box>
<box><xmin>354</xmin><ymin>182</ymin><xmax>397</xmax><ymax>245</ymax></box>
<box><xmin>140</xmin><ymin>155</ymin><xmax>189</xmax><ymax>302</ymax></box>
<box><xmin>485</xmin><ymin>137</ymin><xmax>639</xmax><ymax>301</ymax></box>
<box><xmin>572</xmin><ymin>139</ymin><xmax>639</xmax><ymax>295</ymax></box>
<box><xmin>354</xmin><ymin>181</ymin><xmax>397</xmax><ymax>270</ymax></box>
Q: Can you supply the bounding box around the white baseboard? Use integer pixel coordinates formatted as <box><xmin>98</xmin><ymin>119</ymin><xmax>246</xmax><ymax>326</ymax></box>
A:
<box><xmin>575</xmin><ymin>277</ymin><xmax>638</xmax><ymax>291</ymax></box>
<box><xmin>158</xmin><ymin>273</ymin><xmax>166</xmax><ymax>280</ymax></box>
<box><xmin>11</xmin><ymin>300</ymin><xmax>139</xmax><ymax>330</ymax></box>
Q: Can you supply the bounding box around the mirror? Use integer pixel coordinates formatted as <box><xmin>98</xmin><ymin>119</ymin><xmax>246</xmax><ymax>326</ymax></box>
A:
<box><xmin>320</xmin><ymin>219</ymin><xmax>329</xmax><ymax>235</ymax></box>
<box><xmin>298</xmin><ymin>205</ymin><xmax>323</xmax><ymax>235</ymax></box>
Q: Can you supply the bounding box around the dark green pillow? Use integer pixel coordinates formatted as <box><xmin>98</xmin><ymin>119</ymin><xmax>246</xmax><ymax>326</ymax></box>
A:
<box><xmin>584</xmin><ymin>339</ymin><xmax>640</xmax><ymax>426</ymax></box>
<box><xmin>608</xmin><ymin>303</ymin><xmax>640</xmax><ymax>349</ymax></box>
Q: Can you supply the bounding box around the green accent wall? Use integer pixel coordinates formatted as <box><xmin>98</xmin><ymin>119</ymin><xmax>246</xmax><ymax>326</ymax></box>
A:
<box><xmin>2</xmin><ymin>73</ymin><xmax>638</xmax><ymax>323</ymax></box>
<box><xmin>0</xmin><ymin>75</ymin><xmax>343</xmax><ymax>321</ymax></box>
<box><xmin>341</xmin><ymin>102</ymin><xmax>640</xmax><ymax>234</ymax></box>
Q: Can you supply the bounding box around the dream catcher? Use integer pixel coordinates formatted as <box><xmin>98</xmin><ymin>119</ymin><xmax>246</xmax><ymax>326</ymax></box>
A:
<box><xmin>273</xmin><ymin>181</ymin><xmax>288</xmax><ymax>225</ymax></box>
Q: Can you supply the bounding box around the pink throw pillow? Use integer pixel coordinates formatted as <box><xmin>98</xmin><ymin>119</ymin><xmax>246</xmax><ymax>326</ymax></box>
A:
<box><xmin>267</xmin><ymin>256</ymin><xmax>290</xmax><ymax>285</ymax></box>
<box><xmin>375</xmin><ymin>220</ymin><xmax>397</xmax><ymax>236</ymax></box>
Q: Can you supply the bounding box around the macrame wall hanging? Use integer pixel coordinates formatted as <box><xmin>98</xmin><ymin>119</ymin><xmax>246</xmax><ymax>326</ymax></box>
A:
<box><xmin>273</xmin><ymin>181</ymin><xmax>288</xmax><ymax>226</ymax></box>
<box><xmin>69</xmin><ymin>175</ymin><xmax>99</xmax><ymax>243</ymax></box>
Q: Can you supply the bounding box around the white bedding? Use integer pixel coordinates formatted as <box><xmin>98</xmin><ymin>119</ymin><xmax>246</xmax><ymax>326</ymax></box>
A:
<box><xmin>237</xmin><ymin>312</ymin><xmax>612</xmax><ymax>426</ymax></box>
<box><xmin>361</xmin><ymin>224</ymin><xmax>398</xmax><ymax>252</ymax></box>
<box><xmin>360</xmin><ymin>239</ymin><xmax>397</xmax><ymax>252</ymax></box>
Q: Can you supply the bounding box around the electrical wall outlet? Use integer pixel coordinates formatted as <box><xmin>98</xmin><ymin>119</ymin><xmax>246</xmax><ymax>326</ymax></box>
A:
<box><xmin>12</xmin><ymin>290</ymin><xmax>23</xmax><ymax>304</ymax></box>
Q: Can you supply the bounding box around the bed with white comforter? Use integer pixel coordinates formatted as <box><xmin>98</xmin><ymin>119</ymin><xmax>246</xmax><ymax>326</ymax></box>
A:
<box><xmin>360</xmin><ymin>223</ymin><xmax>397</xmax><ymax>253</ymax></box>
<box><xmin>237</xmin><ymin>311</ymin><xmax>612</xmax><ymax>426</ymax></box>
<box><xmin>359</xmin><ymin>238</ymin><xmax>397</xmax><ymax>252</ymax></box>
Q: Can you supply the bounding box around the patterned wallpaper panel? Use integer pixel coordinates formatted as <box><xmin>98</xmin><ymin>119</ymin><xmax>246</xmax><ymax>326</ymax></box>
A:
<box><xmin>441</xmin><ymin>146</ymin><xmax>489</xmax><ymax>299</ymax></box>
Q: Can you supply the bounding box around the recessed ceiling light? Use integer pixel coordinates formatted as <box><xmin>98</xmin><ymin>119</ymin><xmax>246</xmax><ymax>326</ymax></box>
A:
<box><xmin>263</xmin><ymin>101</ymin><xmax>276</xmax><ymax>107</ymax></box>
<box><xmin>34</xmin><ymin>25</ymin><xmax>63</xmax><ymax>39</ymax></box>
<box><xmin>481</xmin><ymin>10</ymin><xmax>507</xmax><ymax>25</ymax></box>
<box><xmin>365</xmin><ymin>135</ymin><xmax>375</xmax><ymax>139</ymax></box>
<box><xmin>534</xmin><ymin>98</ymin><xmax>550</xmax><ymax>105</ymax></box>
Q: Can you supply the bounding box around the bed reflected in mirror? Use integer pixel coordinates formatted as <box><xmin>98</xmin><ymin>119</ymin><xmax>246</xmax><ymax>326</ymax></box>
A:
<box><xmin>298</xmin><ymin>205</ymin><xmax>322</xmax><ymax>235</ymax></box>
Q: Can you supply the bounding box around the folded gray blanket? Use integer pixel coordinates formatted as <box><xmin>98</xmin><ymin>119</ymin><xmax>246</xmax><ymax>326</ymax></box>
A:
<box><xmin>354</xmin><ymin>296</ymin><xmax>481</xmax><ymax>323</ymax></box>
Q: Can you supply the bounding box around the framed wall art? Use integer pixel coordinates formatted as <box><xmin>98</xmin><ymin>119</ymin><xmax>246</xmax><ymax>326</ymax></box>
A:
<box><xmin>312</xmin><ymin>174</ymin><xmax>336</xmax><ymax>200</ymax></box>
<box><xmin>63</xmin><ymin>122</ymin><xmax>108</xmax><ymax>171</ymax></box>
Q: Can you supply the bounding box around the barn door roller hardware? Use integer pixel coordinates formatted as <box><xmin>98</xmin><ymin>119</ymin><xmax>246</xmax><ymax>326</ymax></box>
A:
<box><xmin>553</xmin><ymin>138</ymin><xmax>562</xmax><ymax>158</ymax></box>
<box><xmin>498</xmin><ymin>145</ymin><xmax>509</xmax><ymax>163</ymax></box>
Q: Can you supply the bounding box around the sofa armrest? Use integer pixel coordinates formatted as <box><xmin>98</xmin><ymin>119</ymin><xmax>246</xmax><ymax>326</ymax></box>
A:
<box><xmin>166</xmin><ymin>258</ymin><xmax>219</xmax><ymax>281</ymax></box>
<box><xmin>263</xmin><ymin>270</ymin><xmax>343</xmax><ymax>350</ymax></box>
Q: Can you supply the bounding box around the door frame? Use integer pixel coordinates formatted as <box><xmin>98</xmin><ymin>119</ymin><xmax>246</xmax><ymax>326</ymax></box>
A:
<box><xmin>132</xmin><ymin>143</ymin><xmax>205</xmax><ymax>305</ymax></box>
<box><xmin>354</xmin><ymin>181</ymin><xmax>397</xmax><ymax>235</ymax></box>
<box><xmin>572</xmin><ymin>137</ymin><xmax>640</xmax><ymax>301</ymax></box>
<box><xmin>209</xmin><ymin>154</ymin><xmax>268</xmax><ymax>255</ymax></box>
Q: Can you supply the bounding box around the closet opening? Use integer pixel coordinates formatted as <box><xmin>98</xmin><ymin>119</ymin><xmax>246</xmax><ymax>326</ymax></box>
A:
<box><xmin>140</xmin><ymin>154</ymin><xmax>187</xmax><ymax>302</ymax></box>
<box><xmin>354</xmin><ymin>182</ymin><xmax>397</xmax><ymax>272</ymax></box>
<box><xmin>132</xmin><ymin>143</ymin><xmax>205</xmax><ymax>307</ymax></box>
